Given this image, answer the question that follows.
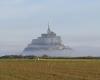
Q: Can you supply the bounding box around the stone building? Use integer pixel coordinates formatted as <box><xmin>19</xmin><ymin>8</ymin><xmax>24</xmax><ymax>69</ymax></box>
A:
<box><xmin>23</xmin><ymin>25</ymin><xmax>70</xmax><ymax>56</ymax></box>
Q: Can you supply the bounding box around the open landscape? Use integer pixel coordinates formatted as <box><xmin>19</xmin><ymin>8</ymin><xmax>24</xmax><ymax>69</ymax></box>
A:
<box><xmin>0</xmin><ymin>59</ymin><xmax>100</xmax><ymax>80</ymax></box>
<box><xmin>0</xmin><ymin>0</ymin><xmax>100</xmax><ymax>80</ymax></box>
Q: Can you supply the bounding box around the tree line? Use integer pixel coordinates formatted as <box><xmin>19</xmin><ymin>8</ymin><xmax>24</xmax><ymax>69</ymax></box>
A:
<box><xmin>0</xmin><ymin>55</ymin><xmax>100</xmax><ymax>59</ymax></box>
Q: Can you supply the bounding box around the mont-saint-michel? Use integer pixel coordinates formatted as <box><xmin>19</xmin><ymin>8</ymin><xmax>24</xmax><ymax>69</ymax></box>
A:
<box><xmin>22</xmin><ymin>25</ymin><xmax>70</xmax><ymax>56</ymax></box>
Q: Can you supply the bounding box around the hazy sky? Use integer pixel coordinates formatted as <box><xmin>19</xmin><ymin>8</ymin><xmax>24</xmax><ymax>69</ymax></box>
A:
<box><xmin>0</xmin><ymin>0</ymin><xmax>100</xmax><ymax>51</ymax></box>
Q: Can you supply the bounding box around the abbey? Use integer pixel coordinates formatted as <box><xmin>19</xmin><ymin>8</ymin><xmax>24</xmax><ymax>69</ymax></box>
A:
<box><xmin>24</xmin><ymin>25</ymin><xmax>66</xmax><ymax>51</ymax></box>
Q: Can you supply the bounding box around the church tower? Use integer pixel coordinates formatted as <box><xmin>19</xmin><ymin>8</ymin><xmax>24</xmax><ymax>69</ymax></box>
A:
<box><xmin>47</xmin><ymin>23</ymin><xmax>51</xmax><ymax>34</ymax></box>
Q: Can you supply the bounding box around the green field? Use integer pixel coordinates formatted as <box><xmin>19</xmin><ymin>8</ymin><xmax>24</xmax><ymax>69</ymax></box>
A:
<box><xmin>0</xmin><ymin>59</ymin><xmax>100</xmax><ymax>80</ymax></box>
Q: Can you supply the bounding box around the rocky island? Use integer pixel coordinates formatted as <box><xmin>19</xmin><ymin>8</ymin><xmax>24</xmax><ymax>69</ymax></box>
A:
<box><xmin>22</xmin><ymin>25</ymin><xmax>70</xmax><ymax>56</ymax></box>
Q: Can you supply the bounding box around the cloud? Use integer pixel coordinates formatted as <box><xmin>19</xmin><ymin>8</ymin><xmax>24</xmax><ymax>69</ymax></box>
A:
<box><xmin>0</xmin><ymin>0</ymin><xmax>45</xmax><ymax>19</ymax></box>
<box><xmin>0</xmin><ymin>0</ymin><xmax>26</xmax><ymax>4</ymax></box>
<box><xmin>0</xmin><ymin>0</ymin><xmax>100</xmax><ymax>21</ymax></box>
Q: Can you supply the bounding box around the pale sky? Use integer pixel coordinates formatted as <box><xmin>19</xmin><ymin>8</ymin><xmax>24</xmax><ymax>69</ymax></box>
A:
<box><xmin>0</xmin><ymin>0</ymin><xmax>100</xmax><ymax>53</ymax></box>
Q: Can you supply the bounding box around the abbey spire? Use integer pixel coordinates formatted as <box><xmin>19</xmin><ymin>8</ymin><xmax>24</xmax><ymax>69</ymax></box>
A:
<box><xmin>47</xmin><ymin>23</ymin><xmax>51</xmax><ymax>34</ymax></box>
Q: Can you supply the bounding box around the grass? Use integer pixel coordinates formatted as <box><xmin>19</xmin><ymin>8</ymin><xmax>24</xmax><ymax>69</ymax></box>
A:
<box><xmin>0</xmin><ymin>59</ymin><xmax>100</xmax><ymax>80</ymax></box>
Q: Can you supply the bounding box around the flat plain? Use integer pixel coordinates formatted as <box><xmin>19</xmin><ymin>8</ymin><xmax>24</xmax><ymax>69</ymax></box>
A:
<box><xmin>0</xmin><ymin>59</ymin><xmax>100</xmax><ymax>80</ymax></box>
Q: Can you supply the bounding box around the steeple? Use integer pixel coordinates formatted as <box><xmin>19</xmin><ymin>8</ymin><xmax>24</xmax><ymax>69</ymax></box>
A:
<box><xmin>47</xmin><ymin>23</ymin><xmax>51</xmax><ymax>34</ymax></box>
